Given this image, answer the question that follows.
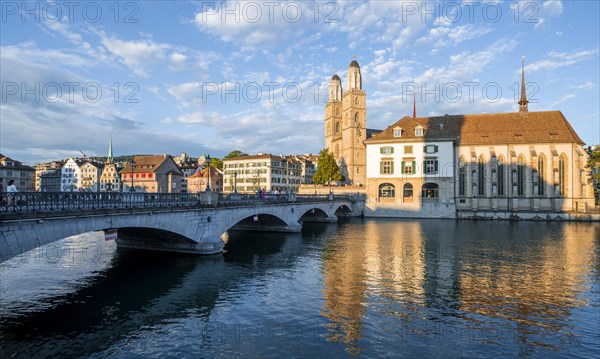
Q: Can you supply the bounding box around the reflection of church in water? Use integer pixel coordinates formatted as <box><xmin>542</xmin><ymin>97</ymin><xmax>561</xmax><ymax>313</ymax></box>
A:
<box><xmin>324</xmin><ymin>59</ymin><xmax>595</xmax><ymax>217</ymax></box>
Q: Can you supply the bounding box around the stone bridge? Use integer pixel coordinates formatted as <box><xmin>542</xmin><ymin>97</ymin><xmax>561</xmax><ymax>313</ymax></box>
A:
<box><xmin>0</xmin><ymin>192</ymin><xmax>365</xmax><ymax>262</ymax></box>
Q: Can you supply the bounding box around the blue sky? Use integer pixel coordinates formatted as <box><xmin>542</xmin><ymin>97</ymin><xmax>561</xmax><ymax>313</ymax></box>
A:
<box><xmin>1</xmin><ymin>0</ymin><xmax>598</xmax><ymax>164</ymax></box>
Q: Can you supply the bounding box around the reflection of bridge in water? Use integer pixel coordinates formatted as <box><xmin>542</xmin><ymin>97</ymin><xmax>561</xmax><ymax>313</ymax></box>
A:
<box><xmin>0</xmin><ymin>192</ymin><xmax>365</xmax><ymax>262</ymax></box>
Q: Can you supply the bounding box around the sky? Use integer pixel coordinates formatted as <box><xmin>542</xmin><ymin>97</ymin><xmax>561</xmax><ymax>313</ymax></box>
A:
<box><xmin>1</xmin><ymin>0</ymin><xmax>599</xmax><ymax>165</ymax></box>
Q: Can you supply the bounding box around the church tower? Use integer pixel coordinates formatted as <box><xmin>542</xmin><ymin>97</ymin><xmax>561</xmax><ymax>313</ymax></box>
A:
<box><xmin>519</xmin><ymin>56</ymin><xmax>529</xmax><ymax>112</ymax></box>
<box><xmin>324</xmin><ymin>59</ymin><xmax>367</xmax><ymax>186</ymax></box>
<box><xmin>325</xmin><ymin>73</ymin><xmax>343</xmax><ymax>159</ymax></box>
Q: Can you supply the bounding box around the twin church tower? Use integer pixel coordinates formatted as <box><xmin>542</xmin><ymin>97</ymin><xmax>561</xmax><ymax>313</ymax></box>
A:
<box><xmin>324</xmin><ymin>60</ymin><xmax>369</xmax><ymax>186</ymax></box>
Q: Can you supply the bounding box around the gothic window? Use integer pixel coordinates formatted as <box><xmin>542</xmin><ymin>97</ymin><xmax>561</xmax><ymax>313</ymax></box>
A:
<box><xmin>517</xmin><ymin>156</ymin><xmax>525</xmax><ymax>196</ymax></box>
<box><xmin>478</xmin><ymin>156</ymin><xmax>485</xmax><ymax>196</ymax></box>
<box><xmin>538</xmin><ymin>155</ymin><xmax>545</xmax><ymax>196</ymax></box>
<box><xmin>458</xmin><ymin>157</ymin><xmax>466</xmax><ymax>196</ymax></box>
<box><xmin>355</xmin><ymin>98</ymin><xmax>359</xmax><ymax>106</ymax></box>
<box><xmin>559</xmin><ymin>154</ymin><xmax>567</xmax><ymax>196</ymax></box>
<box><xmin>498</xmin><ymin>157</ymin><xmax>505</xmax><ymax>196</ymax></box>
<box><xmin>354</xmin><ymin>112</ymin><xmax>358</xmax><ymax>123</ymax></box>
<box><xmin>335</xmin><ymin>122</ymin><xmax>340</xmax><ymax>134</ymax></box>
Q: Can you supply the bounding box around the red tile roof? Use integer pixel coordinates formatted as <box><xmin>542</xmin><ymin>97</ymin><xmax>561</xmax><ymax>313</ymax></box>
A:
<box><xmin>365</xmin><ymin>111</ymin><xmax>584</xmax><ymax>145</ymax></box>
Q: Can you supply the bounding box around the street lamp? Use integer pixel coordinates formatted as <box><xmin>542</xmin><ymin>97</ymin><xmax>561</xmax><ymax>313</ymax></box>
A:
<box><xmin>233</xmin><ymin>170</ymin><xmax>237</xmax><ymax>193</ymax></box>
<box><xmin>129</xmin><ymin>159</ymin><xmax>136</xmax><ymax>192</ymax></box>
<box><xmin>205</xmin><ymin>154</ymin><xmax>211</xmax><ymax>191</ymax></box>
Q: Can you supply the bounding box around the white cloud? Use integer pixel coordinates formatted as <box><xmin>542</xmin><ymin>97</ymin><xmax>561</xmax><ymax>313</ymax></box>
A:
<box><xmin>99</xmin><ymin>33</ymin><xmax>170</xmax><ymax>77</ymax></box>
<box><xmin>550</xmin><ymin>93</ymin><xmax>575</xmax><ymax>108</ymax></box>
<box><xmin>524</xmin><ymin>50</ymin><xmax>597</xmax><ymax>73</ymax></box>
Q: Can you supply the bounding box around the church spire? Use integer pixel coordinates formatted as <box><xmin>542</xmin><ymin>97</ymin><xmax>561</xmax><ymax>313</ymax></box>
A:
<box><xmin>413</xmin><ymin>94</ymin><xmax>417</xmax><ymax>118</ymax></box>
<box><xmin>107</xmin><ymin>135</ymin><xmax>113</xmax><ymax>164</ymax></box>
<box><xmin>519</xmin><ymin>56</ymin><xmax>529</xmax><ymax>112</ymax></box>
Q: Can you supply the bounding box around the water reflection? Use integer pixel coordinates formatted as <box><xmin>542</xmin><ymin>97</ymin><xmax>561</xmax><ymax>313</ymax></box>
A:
<box><xmin>320</xmin><ymin>219</ymin><xmax>599</xmax><ymax>356</ymax></box>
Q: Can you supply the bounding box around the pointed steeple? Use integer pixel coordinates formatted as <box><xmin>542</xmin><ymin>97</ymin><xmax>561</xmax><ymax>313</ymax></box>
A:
<box><xmin>413</xmin><ymin>94</ymin><xmax>417</xmax><ymax>118</ymax></box>
<box><xmin>107</xmin><ymin>135</ymin><xmax>113</xmax><ymax>164</ymax></box>
<box><xmin>519</xmin><ymin>56</ymin><xmax>529</xmax><ymax>112</ymax></box>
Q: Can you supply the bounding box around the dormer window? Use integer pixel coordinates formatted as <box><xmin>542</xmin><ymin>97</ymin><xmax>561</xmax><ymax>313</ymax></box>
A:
<box><xmin>393</xmin><ymin>127</ymin><xmax>402</xmax><ymax>137</ymax></box>
<box><xmin>415</xmin><ymin>125</ymin><xmax>424</xmax><ymax>137</ymax></box>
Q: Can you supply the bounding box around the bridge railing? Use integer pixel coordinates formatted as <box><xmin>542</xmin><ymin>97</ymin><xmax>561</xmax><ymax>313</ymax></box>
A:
<box><xmin>0</xmin><ymin>192</ymin><xmax>363</xmax><ymax>215</ymax></box>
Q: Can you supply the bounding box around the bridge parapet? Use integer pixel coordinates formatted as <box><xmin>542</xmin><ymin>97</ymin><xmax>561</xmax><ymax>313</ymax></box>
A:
<box><xmin>0</xmin><ymin>192</ymin><xmax>365</xmax><ymax>218</ymax></box>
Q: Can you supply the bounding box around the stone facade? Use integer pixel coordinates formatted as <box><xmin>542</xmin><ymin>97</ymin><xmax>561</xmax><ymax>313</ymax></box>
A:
<box><xmin>324</xmin><ymin>61</ymin><xmax>368</xmax><ymax>186</ymax></box>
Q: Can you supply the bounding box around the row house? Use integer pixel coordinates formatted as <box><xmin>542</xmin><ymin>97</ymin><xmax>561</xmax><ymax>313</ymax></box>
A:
<box><xmin>99</xmin><ymin>163</ymin><xmax>123</xmax><ymax>192</ymax></box>
<box><xmin>80</xmin><ymin>161</ymin><xmax>104</xmax><ymax>191</ymax></box>
<box><xmin>222</xmin><ymin>154</ymin><xmax>303</xmax><ymax>194</ymax></box>
<box><xmin>0</xmin><ymin>154</ymin><xmax>36</xmax><ymax>191</ymax></box>
<box><xmin>39</xmin><ymin>171</ymin><xmax>61</xmax><ymax>192</ymax></box>
<box><xmin>119</xmin><ymin>155</ymin><xmax>183</xmax><ymax>193</ymax></box>
<box><xmin>187</xmin><ymin>166</ymin><xmax>223</xmax><ymax>193</ymax></box>
<box><xmin>34</xmin><ymin>161</ymin><xmax>63</xmax><ymax>191</ymax></box>
<box><xmin>291</xmin><ymin>154</ymin><xmax>318</xmax><ymax>184</ymax></box>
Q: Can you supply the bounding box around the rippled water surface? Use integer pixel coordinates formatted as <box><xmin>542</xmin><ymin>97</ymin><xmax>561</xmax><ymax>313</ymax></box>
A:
<box><xmin>1</xmin><ymin>219</ymin><xmax>599</xmax><ymax>358</ymax></box>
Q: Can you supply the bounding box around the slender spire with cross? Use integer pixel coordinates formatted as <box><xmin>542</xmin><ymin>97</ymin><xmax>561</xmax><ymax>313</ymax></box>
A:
<box><xmin>519</xmin><ymin>56</ymin><xmax>529</xmax><ymax>112</ymax></box>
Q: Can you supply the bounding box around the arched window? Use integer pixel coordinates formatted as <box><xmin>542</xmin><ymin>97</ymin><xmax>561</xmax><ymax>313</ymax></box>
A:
<box><xmin>354</xmin><ymin>112</ymin><xmax>358</xmax><ymax>123</ymax></box>
<box><xmin>559</xmin><ymin>154</ymin><xmax>567</xmax><ymax>196</ymax></box>
<box><xmin>478</xmin><ymin>156</ymin><xmax>485</xmax><ymax>196</ymax></box>
<box><xmin>458</xmin><ymin>157</ymin><xmax>466</xmax><ymax>196</ymax></box>
<box><xmin>355</xmin><ymin>98</ymin><xmax>359</xmax><ymax>106</ymax></box>
<box><xmin>538</xmin><ymin>155</ymin><xmax>545</xmax><ymax>196</ymax></box>
<box><xmin>379</xmin><ymin>183</ymin><xmax>395</xmax><ymax>198</ymax></box>
<box><xmin>335</xmin><ymin>122</ymin><xmax>340</xmax><ymax>134</ymax></box>
<box><xmin>403</xmin><ymin>183</ymin><xmax>413</xmax><ymax>198</ymax></box>
<box><xmin>422</xmin><ymin>183</ymin><xmax>439</xmax><ymax>201</ymax></box>
<box><xmin>497</xmin><ymin>156</ymin><xmax>505</xmax><ymax>196</ymax></box>
<box><xmin>517</xmin><ymin>156</ymin><xmax>525</xmax><ymax>196</ymax></box>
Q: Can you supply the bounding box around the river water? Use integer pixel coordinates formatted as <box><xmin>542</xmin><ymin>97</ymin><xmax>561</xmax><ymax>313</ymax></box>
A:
<box><xmin>1</xmin><ymin>218</ymin><xmax>599</xmax><ymax>358</ymax></box>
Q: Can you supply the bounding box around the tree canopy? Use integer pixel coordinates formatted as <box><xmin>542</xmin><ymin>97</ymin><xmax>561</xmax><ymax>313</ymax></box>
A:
<box><xmin>587</xmin><ymin>146</ymin><xmax>600</xmax><ymax>185</ymax></box>
<box><xmin>224</xmin><ymin>150</ymin><xmax>249</xmax><ymax>159</ymax></box>
<box><xmin>312</xmin><ymin>149</ymin><xmax>344</xmax><ymax>185</ymax></box>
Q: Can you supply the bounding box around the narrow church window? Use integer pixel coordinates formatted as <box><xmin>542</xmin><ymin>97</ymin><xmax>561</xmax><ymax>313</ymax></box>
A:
<box><xmin>517</xmin><ymin>157</ymin><xmax>525</xmax><ymax>196</ymax></box>
<box><xmin>458</xmin><ymin>159</ymin><xmax>466</xmax><ymax>196</ymax></box>
<box><xmin>478</xmin><ymin>157</ymin><xmax>485</xmax><ymax>196</ymax></box>
<box><xmin>498</xmin><ymin>158</ymin><xmax>504</xmax><ymax>196</ymax></box>
<box><xmin>559</xmin><ymin>155</ymin><xmax>567</xmax><ymax>196</ymax></box>
<box><xmin>538</xmin><ymin>156</ymin><xmax>545</xmax><ymax>196</ymax></box>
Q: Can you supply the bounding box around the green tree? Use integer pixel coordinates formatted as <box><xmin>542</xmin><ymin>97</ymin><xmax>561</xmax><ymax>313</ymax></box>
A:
<box><xmin>587</xmin><ymin>146</ymin><xmax>600</xmax><ymax>185</ymax></box>
<box><xmin>312</xmin><ymin>149</ymin><xmax>344</xmax><ymax>185</ymax></box>
<box><xmin>210</xmin><ymin>157</ymin><xmax>224</xmax><ymax>170</ymax></box>
<box><xmin>224</xmin><ymin>150</ymin><xmax>249</xmax><ymax>159</ymax></box>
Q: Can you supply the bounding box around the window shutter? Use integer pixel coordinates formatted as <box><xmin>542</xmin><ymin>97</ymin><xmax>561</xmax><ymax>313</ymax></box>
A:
<box><xmin>423</xmin><ymin>145</ymin><xmax>427</xmax><ymax>153</ymax></box>
<box><xmin>434</xmin><ymin>160</ymin><xmax>438</xmax><ymax>173</ymax></box>
<box><xmin>380</xmin><ymin>161</ymin><xmax>384</xmax><ymax>174</ymax></box>
<box><xmin>412</xmin><ymin>161</ymin><xmax>416</xmax><ymax>174</ymax></box>
<box><xmin>423</xmin><ymin>160</ymin><xmax>426</xmax><ymax>174</ymax></box>
<box><xmin>391</xmin><ymin>147</ymin><xmax>394</xmax><ymax>154</ymax></box>
<box><xmin>391</xmin><ymin>161</ymin><xmax>394</xmax><ymax>174</ymax></box>
<box><xmin>380</xmin><ymin>147</ymin><xmax>384</xmax><ymax>154</ymax></box>
<box><xmin>434</xmin><ymin>145</ymin><xmax>439</xmax><ymax>152</ymax></box>
<box><xmin>401</xmin><ymin>161</ymin><xmax>405</xmax><ymax>174</ymax></box>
